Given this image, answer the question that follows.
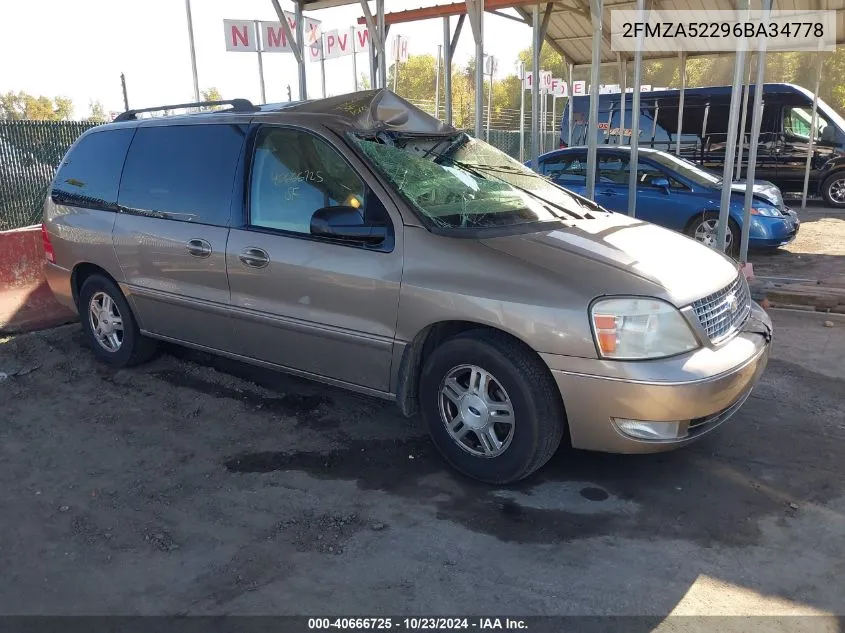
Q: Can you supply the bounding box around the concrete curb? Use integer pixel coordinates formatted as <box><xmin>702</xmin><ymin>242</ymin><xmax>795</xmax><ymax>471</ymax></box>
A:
<box><xmin>0</xmin><ymin>226</ymin><xmax>77</xmax><ymax>334</ymax></box>
<box><xmin>758</xmin><ymin>276</ymin><xmax>845</xmax><ymax>314</ymax></box>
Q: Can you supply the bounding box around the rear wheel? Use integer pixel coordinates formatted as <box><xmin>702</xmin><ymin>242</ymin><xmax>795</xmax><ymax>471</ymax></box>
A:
<box><xmin>79</xmin><ymin>275</ymin><xmax>156</xmax><ymax>367</ymax></box>
<box><xmin>821</xmin><ymin>172</ymin><xmax>845</xmax><ymax>208</ymax></box>
<box><xmin>686</xmin><ymin>212</ymin><xmax>739</xmax><ymax>258</ymax></box>
<box><xmin>419</xmin><ymin>330</ymin><xmax>565</xmax><ymax>484</ymax></box>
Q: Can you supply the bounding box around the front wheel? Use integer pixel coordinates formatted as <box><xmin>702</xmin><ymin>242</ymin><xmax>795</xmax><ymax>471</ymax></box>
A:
<box><xmin>686</xmin><ymin>212</ymin><xmax>739</xmax><ymax>258</ymax></box>
<box><xmin>821</xmin><ymin>172</ymin><xmax>845</xmax><ymax>208</ymax></box>
<box><xmin>419</xmin><ymin>330</ymin><xmax>566</xmax><ymax>484</ymax></box>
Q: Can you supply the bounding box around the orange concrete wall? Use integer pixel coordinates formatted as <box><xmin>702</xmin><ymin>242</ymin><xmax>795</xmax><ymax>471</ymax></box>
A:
<box><xmin>0</xmin><ymin>226</ymin><xmax>76</xmax><ymax>333</ymax></box>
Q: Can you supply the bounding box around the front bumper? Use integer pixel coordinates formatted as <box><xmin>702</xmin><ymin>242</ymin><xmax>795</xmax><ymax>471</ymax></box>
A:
<box><xmin>542</xmin><ymin>302</ymin><xmax>772</xmax><ymax>453</ymax></box>
<box><xmin>749</xmin><ymin>207</ymin><xmax>800</xmax><ymax>248</ymax></box>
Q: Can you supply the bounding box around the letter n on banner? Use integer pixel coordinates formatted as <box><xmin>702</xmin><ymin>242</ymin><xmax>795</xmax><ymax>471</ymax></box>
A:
<box><xmin>223</xmin><ymin>20</ymin><xmax>257</xmax><ymax>52</ymax></box>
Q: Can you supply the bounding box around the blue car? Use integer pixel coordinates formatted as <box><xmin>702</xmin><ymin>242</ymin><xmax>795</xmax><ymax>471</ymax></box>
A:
<box><xmin>532</xmin><ymin>146</ymin><xmax>800</xmax><ymax>254</ymax></box>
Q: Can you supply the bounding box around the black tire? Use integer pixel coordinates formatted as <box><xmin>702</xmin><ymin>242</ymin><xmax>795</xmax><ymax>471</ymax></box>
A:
<box><xmin>78</xmin><ymin>274</ymin><xmax>156</xmax><ymax>367</ymax></box>
<box><xmin>820</xmin><ymin>172</ymin><xmax>845</xmax><ymax>208</ymax></box>
<box><xmin>685</xmin><ymin>211</ymin><xmax>739</xmax><ymax>258</ymax></box>
<box><xmin>419</xmin><ymin>329</ymin><xmax>566</xmax><ymax>484</ymax></box>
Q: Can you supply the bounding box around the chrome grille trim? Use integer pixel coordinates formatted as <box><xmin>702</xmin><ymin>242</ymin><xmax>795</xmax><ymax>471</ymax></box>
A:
<box><xmin>691</xmin><ymin>274</ymin><xmax>751</xmax><ymax>344</ymax></box>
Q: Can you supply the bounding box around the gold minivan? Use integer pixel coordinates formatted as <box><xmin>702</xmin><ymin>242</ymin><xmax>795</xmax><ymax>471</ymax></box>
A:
<box><xmin>43</xmin><ymin>90</ymin><xmax>772</xmax><ymax>483</ymax></box>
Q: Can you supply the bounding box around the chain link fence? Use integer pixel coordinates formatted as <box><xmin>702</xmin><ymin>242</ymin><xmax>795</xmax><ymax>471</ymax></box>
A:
<box><xmin>484</xmin><ymin>129</ymin><xmax>561</xmax><ymax>162</ymax></box>
<box><xmin>0</xmin><ymin>120</ymin><xmax>100</xmax><ymax>231</ymax></box>
<box><xmin>0</xmin><ymin>119</ymin><xmax>559</xmax><ymax>232</ymax></box>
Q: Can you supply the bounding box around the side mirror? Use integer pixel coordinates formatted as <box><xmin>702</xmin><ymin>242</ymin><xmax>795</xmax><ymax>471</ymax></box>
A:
<box><xmin>310</xmin><ymin>206</ymin><xmax>388</xmax><ymax>244</ymax></box>
<box><xmin>651</xmin><ymin>177</ymin><xmax>670</xmax><ymax>192</ymax></box>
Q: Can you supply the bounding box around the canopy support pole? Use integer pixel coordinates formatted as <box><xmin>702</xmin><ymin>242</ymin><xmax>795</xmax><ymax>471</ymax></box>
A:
<box><xmin>567</xmin><ymin>62</ymin><xmax>574</xmax><ymax>145</ymax></box>
<box><xmin>586</xmin><ymin>0</ymin><xmax>603</xmax><ymax>200</ymax></box>
<box><xmin>377</xmin><ymin>0</ymin><xmax>387</xmax><ymax>88</ymax></box>
<box><xmin>434</xmin><ymin>45</ymin><xmax>442</xmax><ymax>118</ymax></box>
<box><xmin>360</xmin><ymin>0</ymin><xmax>377</xmax><ymax>89</ymax></box>
<box><xmin>717</xmin><ymin>0</ymin><xmax>749</xmax><ymax>253</ymax></box>
<box><xmin>185</xmin><ymin>0</ymin><xmax>200</xmax><ymax>102</ymax></box>
<box><xmin>627</xmin><ymin>0</ymin><xmax>643</xmax><ymax>216</ymax></box>
<box><xmin>272</xmin><ymin>0</ymin><xmax>305</xmax><ymax>99</ymax></box>
<box><xmin>740</xmin><ymin>0</ymin><xmax>772</xmax><ymax>266</ymax></box>
<box><xmin>443</xmin><ymin>18</ymin><xmax>453</xmax><ymax>124</ymax></box>
<box><xmin>519</xmin><ymin>62</ymin><xmax>526</xmax><ymax>161</ymax></box>
<box><xmin>465</xmin><ymin>0</ymin><xmax>485</xmax><ymax>138</ymax></box>
<box><xmin>736</xmin><ymin>52</ymin><xmax>754</xmax><ymax>180</ymax></box>
<box><xmin>531</xmin><ymin>3</ymin><xmax>541</xmax><ymax>169</ymax></box>
<box><xmin>675</xmin><ymin>51</ymin><xmax>686</xmax><ymax>156</ymax></box>
<box><xmin>617</xmin><ymin>54</ymin><xmax>627</xmax><ymax>146</ymax></box>
<box><xmin>801</xmin><ymin>59</ymin><xmax>823</xmax><ymax>210</ymax></box>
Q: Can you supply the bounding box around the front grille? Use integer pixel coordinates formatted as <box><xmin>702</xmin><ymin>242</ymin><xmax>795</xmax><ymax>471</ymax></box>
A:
<box><xmin>691</xmin><ymin>274</ymin><xmax>751</xmax><ymax>344</ymax></box>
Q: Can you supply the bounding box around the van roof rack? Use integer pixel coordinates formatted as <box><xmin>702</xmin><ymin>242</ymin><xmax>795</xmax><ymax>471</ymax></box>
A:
<box><xmin>113</xmin><ymin>99</ymin><xmax>258</xmax><ymax>122</ymax></box>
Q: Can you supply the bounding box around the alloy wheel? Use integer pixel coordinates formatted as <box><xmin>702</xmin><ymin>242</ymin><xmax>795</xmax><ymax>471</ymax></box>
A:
<box><xmin>828</xmin><ymin>178</ymin><xmax>845</xmax><ymax>204</ymax></box>
<box><xmin>438</xmin><ymin>364</ymin><xmax>515</xmax><ymax>458</ymax></box>
<box><xmin>88</xmin><ymin>291</ymin><xmax>124</xmax><ymax>353</ymax></box>
<box><xmin>693</xmin><ymin>218</ymin><xmax>733</xmax><ymax>250</ymax></box>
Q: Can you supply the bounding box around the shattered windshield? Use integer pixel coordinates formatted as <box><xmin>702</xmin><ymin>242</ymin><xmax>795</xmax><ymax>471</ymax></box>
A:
<box><xmin>352</xmin><ymin>132</ymin><xmax>596</xmax><ymax>231</ymax></box>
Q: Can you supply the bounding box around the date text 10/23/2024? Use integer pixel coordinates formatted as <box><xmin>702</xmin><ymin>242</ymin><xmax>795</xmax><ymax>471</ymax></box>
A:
<box><xmin>308</xmin><ymin>618</ymin><xmax>529</xmax><ymax>630</ymax></box>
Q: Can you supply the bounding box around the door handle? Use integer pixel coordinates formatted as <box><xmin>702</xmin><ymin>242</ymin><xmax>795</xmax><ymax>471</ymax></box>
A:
<box><xmin>599</xmin><ymin>189</ymin><xmax>616</xmax><ymax>196</ymax></box>
<box><xmin>186</xmin><ymin>238</ymin><xmax>212</xmax><ymax>258</ymax></box>
<box><xmin>238</xmin><ymin>247</ymin><xmax>270</xmax><ymax>269</ymax></box>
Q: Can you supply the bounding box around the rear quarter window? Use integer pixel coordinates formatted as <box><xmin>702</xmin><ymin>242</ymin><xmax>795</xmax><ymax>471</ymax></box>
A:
<box><xmin>118</xmin><ymin>124</ymin><xmax>246</xmax><ymax>226</ymax></box>
<box><xmin>52</xmin><ymin>128</ymin><xmax>135</xmax><ymax>211</ymax></box>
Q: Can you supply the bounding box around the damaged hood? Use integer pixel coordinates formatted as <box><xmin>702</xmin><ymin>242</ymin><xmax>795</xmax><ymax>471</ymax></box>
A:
<box><xmin>482</xmin><ymin>213</ymin><xmax>739</xmax><ymax>307</ymax></box>
<box><xmin>286</xmin><ymin>89</ymin><xmax>456</xmax><ymax>134</ymax></box>
<box><xmin>730</xmin><ymin>179</ymin><xmax>785</xmax><ymax>210</ymax></box>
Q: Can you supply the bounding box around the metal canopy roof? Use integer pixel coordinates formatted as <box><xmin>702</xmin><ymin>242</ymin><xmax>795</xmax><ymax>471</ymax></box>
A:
<box><xmin>336</xmin><ymin>0</ymin><xmax>845</xmax><ymax>66</ymax></box>
<box><xmin>514</xmin><ymin>0</ymin><xmax>845</xmax><ymax>66</ymax></box>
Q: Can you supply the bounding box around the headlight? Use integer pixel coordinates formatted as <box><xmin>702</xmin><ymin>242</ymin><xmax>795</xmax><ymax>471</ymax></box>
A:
<box><xmin>590</xmin><ymin>298</ymin><xmax>699</xmax><ymax>360</ymax></box>
<box><xmin>750</xmin><ymin>202</ymin><xmax>781</xmax><ymax>217</ymax></box>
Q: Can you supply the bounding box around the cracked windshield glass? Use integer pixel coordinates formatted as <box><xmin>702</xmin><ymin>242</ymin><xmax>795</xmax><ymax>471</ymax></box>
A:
<box><xmin>353</xmin><ymin>133</ymin><xmax>596</xmax><ymax>230</ymax></box>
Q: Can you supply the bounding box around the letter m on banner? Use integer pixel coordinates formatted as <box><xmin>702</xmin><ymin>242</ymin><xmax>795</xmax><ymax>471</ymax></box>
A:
<box><xmin>223</xmin><ymin>20</ymin><xmax>258</xmax><ymax>52</ymax></box>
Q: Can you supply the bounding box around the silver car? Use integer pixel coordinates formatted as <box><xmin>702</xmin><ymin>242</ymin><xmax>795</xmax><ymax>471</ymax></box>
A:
<box><xmin>42</xmin><ymin>90</ymin><xmax>772</xmax><ymax>483</ymax></box>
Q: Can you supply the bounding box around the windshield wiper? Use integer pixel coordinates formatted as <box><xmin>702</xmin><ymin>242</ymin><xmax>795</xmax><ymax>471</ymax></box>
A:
<box><xmin>421</xmin><ymin>133</ymin><xmax>467</xmax><ymax>160</ymax></box>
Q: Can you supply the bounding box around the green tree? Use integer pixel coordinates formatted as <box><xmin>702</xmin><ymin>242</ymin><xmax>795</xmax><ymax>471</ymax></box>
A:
<box><xmin>200</xmin><ymin>87</ymin><xmax>223</xmax><ymax>109</ymax></box>
<box><xmin>87</xmin><ymin>100</ymin><xmax>108</xmax><ymax>123</ymax></box>
<box><xmin>388</xmin><ymin>54</ymin><xmax>437</xmax><ymax>103</ymax></box>
<box><xmin>0</xmin><ymin>91</ymin><xmax>74</xmax><ymax>120</ymax></box>
<box><xmin>54</xmin><ymin>96</ymin><xmax>73</xmax><ymax>120</ymax></box>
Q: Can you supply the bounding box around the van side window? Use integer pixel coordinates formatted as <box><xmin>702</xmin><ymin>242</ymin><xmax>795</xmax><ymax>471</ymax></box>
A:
<box><xmin>541</xmin><ymin>156</ymin><xmax>587</xmax><ymax>184</ymax></box>
<box><xmin>52</xmin><ymin>128</ymin><xmax>135</xmax><ymax>211</ymax></box>
<box><xmin>783</xmin><ymin>106</ymin><xmax>830</xmax><ymax>141</ymax></box>
<box><xmin>118</xmin><ymin>124</ymin><xmax>246</xmax><ymax>226</ymax></box>
<box><xmin>249</xmin><ymin>127</ymin><xmax>368</xmax><ymax>235</ymax></box>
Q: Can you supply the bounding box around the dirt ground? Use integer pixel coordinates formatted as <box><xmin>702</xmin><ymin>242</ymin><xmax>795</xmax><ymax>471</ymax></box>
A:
<box><xmin>0</xmin><ymin>310</ymin><xmax>844</xmax><ymax>620</ymax></box>
<box><xmin>751</xmin><ymin>205</ymin><xmax>845</xmax><ymax>280</ymax></box>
